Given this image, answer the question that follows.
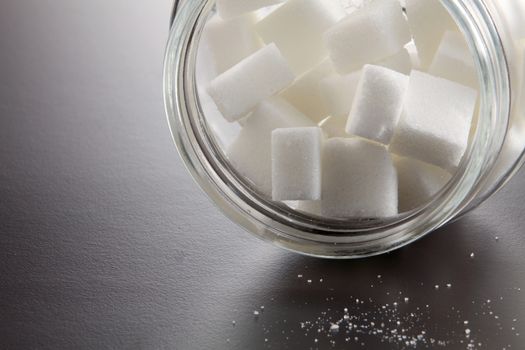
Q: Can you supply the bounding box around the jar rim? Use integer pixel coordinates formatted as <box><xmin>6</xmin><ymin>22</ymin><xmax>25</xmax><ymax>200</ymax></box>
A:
<box><xmin>164</xmin><ymin>0</ymin><xmax>511</xmax><ymax>258</ymax></box>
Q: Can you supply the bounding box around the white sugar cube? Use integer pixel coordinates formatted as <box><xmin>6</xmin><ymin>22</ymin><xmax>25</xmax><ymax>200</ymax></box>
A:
<box><xmin>227</xmin><ymin>97</ymin><xmax>315</xmax><ymax>196</ymax></box>
<box><xmin>319</xmin><ymin>71</ymin><xmax>361</xmax><ymax>118</ymax></box>
<box><xmin>281</xmin><ymin>60</ymin><xmax>334</xmax><ymax>122</ymax></box>
<box><xmin>395</xmin><ymin>156</ymin><xmax>451</xmax><ymax>212</ymax></box>
<box><xmin>346</xmin><ymin>65</ymin><xmax>409</xmax><ymax>145</ymax></box>
<box><xmin>405</xmin><ymin>41</ymin><xmax>422</xmax><ymax>70</ymax></box>
<box><xmin>429</xmin><ymin>31</ymin><xmax>478</xmax><ymax>89</ymax></box>
<box><xmin>202</xmin><ymin>14</ymin><xmax>263</xmax><ymax>74</ymax></box>
<box><xmin>319</xmin><ymin>116</ymin><xmax>349</xmax><ymax>139</ymax></box>
<box><xmin>405</xmin><ymin>0</ymin><xmax>458</xmax><ymax>68</ymax></box>
<box><xmin>196</xmin><ymin>29</ymin><xmax>219</xmax><ymax>85</ymax></box>
<box><xmin>376</xmin><ymin>48</ymin><xmax>412</xmax><ymax>75</ymax></box>
<box><xmin>321</xmin><ymin>138</ymin><xmax>398</xmax><ymax>218</ymax></box>
<box><xmin>256</xmin><ymin>0</ymin><xmax>346</xmax><ymax>75</ymax></box>
<box><xmin>271</xmin><ymin>127</ymin><xmax>323</xmax><ymax>200</ymax></box>
<box><xmin>499</xmin><ymin>1</ymin><xmax>525</xmax><ymax>39</ymax></box>
<box><xmin>216</xmin><ymin>0</ymin><xmax>284</xmax><ymax>20</ymax></box>
<box><xmin>347</xmin><ymin>0</ymin><xmax>374</xmax><ymax>9</ymax></box>
<box><xmin>296</xmin><ymin>200</ymin><xmax>322</xmax><ymax>216</ymax></box>
<box><xmin>431</xmin><ymin>31</ymin><xmax>473</xmax><ymax>67</ymax></box>
<box><xmin>389</xmin><ymin>70</ymin><xmax>477</xmax><ymax>171</ymax></box>
<box><xmin>324</xmin><ymin>0</ymin><xmax>411</xmax><ymax>74</ymax></box>
<box><xmin>198</xmin><ymin>88</ymin><xmax>241</xmax><ymax>149</ymax></box>
<box><xmin>208</xmin><ymin>44</ymin><xmax>295</xmax><ymax>122</ymax></box>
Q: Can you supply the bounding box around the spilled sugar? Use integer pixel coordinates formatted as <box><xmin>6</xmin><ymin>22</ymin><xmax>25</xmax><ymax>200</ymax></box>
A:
<box><xmin>229</xmin><ymin>275</ymin><xmax>522</xmax><ymax>350</ymax></box>
<box><xmin>329</xmin><ymin>323</ymin><xmax>340</xmax><ymax>332</ymax></box>
<box><xmin>293</xmin><ymin>297</ymin><xmax>458</xmax><ymax>348</ymax></box>
<box><xmin>227</xmin><ymin>259</ymin><xmax>520</xmax><ymax>349</ymax></box>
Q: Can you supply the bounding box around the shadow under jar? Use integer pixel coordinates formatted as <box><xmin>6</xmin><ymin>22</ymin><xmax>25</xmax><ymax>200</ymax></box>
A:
<box><xmin>164</xmin><ymin>0</ymin><xmax>525</xmax><ymax>258</ymax></box>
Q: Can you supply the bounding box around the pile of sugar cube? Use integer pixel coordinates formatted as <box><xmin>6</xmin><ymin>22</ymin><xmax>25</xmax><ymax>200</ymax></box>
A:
<box><xmin>198</xmin><ymin>0</ymin><xmax>478</xmax><ymax>218</ymax></box>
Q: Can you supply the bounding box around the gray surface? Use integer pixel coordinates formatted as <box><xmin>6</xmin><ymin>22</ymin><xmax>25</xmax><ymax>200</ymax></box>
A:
<box><xmin>0</xmin><ymin>1</ymin><xmax>524</xmax><ymax>349</ymax></box>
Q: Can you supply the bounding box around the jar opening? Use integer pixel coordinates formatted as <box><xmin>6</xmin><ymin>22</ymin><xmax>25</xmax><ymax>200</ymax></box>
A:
<box><xmin>164</xmin><ymin>0</ymin><xmax>510</xmax><ymax>258</ymax></box>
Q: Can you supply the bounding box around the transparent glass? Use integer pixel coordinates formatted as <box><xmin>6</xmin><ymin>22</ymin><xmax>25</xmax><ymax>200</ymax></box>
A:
<box><xmin>164</xmin><ymin>0</ymin><xmax>524</xmax><ymax>258</ymax></box>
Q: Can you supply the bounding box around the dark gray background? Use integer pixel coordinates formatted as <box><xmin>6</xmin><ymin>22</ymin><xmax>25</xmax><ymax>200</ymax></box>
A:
<box><xmin>0</xmin><ymin>1</ymin><xmax>524</xmax><ymax>349</ymax></box>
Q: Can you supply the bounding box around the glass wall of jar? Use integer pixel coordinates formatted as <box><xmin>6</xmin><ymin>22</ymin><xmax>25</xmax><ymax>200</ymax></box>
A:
<box><xmin>164</xmin><ymin>0</ymin><xmax>525</xmax><ymax>258</ymax></box>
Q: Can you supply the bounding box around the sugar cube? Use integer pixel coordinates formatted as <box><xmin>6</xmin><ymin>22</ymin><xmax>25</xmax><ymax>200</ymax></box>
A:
<box><xmin>395</xmin><ymin>156</ymin><xmax>451</xmax><ymax>212</ymax></box>
<box><xmin>347</xmin><ymin>0</ymin><xmax>374</xmax><ymax>9</ymax></box>
<box><xmin>196</xmin><ymin>28</ymin><xmax>218</xmax><ymax>85</ymax></box>
<box><xmin>319</xmin><ymin>71</ymin><xmax>361</xmax><ymax>118</ymax></box>
<box><xmin>324</xmin><ymin>0</ymin><xmax>411</xmax><ymax>74</ymax></box>
<box><xmin>282</xmin><ymin>201</ymin><xmax>300</xmax><ymax>210</ymax></box>
<box><xmin>339</xmin><ymin>1</ymin><xmax>358</xmax><ymax>14</ymax></box>
<box><xmin>346</xmin><ymin>65</ymin><xmax>409</xmax><ymax>145</ymax></box>
<box><xmin>256</xmin><ymin>0</ymin><xmax>346</xmax><ymax>75</ymax></box>
<box><xmin>198</xmin><ymin>88</ymin><xmax>241</xmax><ymax>149</ymax></box>
<box><xmin>281</xmin><ymin>60</ymin><xmax>334</xmax><ymax>122</ymax></box>
<box><xmin>227</xmin><ymin>97</ymin><xmax>315</xmax><ymax>196</ymax></box>
<box><xmin>376</xmin><ymin>48</ymin><xmax>412</xmax><ymax>75</ymax></box>
<box><xmin>216</xmin><ymin>0</ymin><xmax>284</xmax><ymax>20</ymax></box>
<box><xmin>208</xmin><ymin>44</ymin><xmax>295</xmax><ymax>122</ymax></box>
<box><xmin>296</xmin><ymin>200</ymin><xmax>322</xmax><ymax>216</ymax></box>
<box><xmin>321</xmin><ymin>138</ymin><xmax>398</xmax><ymax>218</ymax></box>
<box><xmin>405</xmin><ymin>0</ymin><xmax>458</xmax><ymax>68</ymax></box>
<box><xmin>497</xmin><ymin>1</ymin><xmax>525</xmax><ymax>39</ymax></box>
<box><xmin>319</xmin><ymin>116</ymin><xmax>349</xmax><ymax>139</ymax></box>
<box><xmin>429</xmin><ymin>31</ymin><xmax>478</xmax><ymax>89</ymax></box>
<box><xmin>271</xmin><ymin>127</ymin><xmax>323</xmax><ymax>200</ymax></box>
<box><xmin>405</xmin><ymin>41</ymin><xmax>422</xmax><ymax>70</ymax></box>
<box><xmin>202</xmin><ymin>14</ymin><xmax>263</xmax><ymax>74</ymax></box>
<box><xmin>389</xmin><ymin>70</ymin><xmax>477</xmax><ymax>171</ymax></box>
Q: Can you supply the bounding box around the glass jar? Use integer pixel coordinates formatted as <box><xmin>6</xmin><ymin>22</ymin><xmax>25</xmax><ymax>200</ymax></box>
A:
<box><xmin>164</xmin><ymin>0</ymin><xmax>525</xmax><ymax>258</ymax></box>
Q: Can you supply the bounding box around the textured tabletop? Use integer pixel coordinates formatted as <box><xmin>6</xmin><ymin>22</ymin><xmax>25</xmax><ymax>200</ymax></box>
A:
<box><xmin>0</xmin><ymin>1</ymin><xmax>524</xmax><ymax>349</ymax></box>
